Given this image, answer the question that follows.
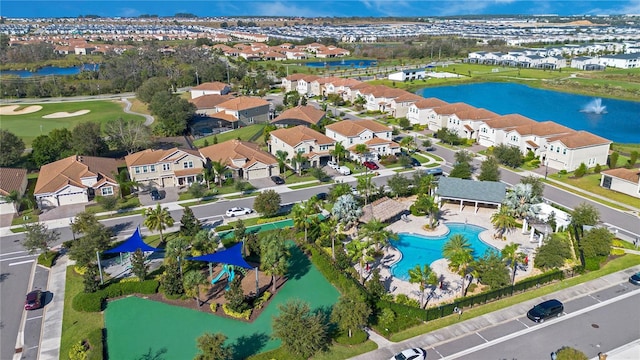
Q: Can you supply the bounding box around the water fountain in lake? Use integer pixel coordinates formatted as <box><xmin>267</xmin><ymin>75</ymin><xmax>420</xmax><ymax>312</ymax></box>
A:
<box><xmin>581</xmin><ymin>98</ymin><xmax>607</xmax><ymax>114</ymax></box>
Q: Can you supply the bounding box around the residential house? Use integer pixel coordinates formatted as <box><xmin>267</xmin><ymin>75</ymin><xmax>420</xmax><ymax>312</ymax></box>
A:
<box><xmin>296</xmin><ymin>75</ymin><xmax>321</xmax><ymax>96</ymax></box>
<box><xmin>571</xmin><ymin>56</ymin><xmax>604</xmax><ymax>70</ymax></box>
<box><xmin>35</xmin><ymin>155</ymin><xmax>122</xmax><ymax>209</ymax></box>
<box><xmin>477</xmin><ymin>114</ymin><xmax>537</xmax><ymax>148</ymax></box>
<box><xmin>388</xmin><ymin>68</ymin><xmax>426</xmax><ymax>81</ymax></box>
<box><xmin>323</xmin><ymin>78</ymin><xmax>362</xmax><ymax>97</ymax></box>
<box><xmin>544</xmin><ymin>131</ymin><xmax>611</xmax><ymax>171</ymax></box>
<box><xmin>269</xmin><ymin>125</ymin><xmax>335</xmax><ymax>168</ymax></box>
<box><xmin>389</xmin><ymin>92</ymin><xmax>424</xmax><ymax>119</ymax></box>
<box><xmin>325</xmin><ymin>119</ymin><xmax>399</xmax><ymax>161</ymax></box>
<box><xmin>356</xmin><ymin>85</ymin><xmax>409</xmax><ymax>114</ymax></box>
<box><xmin>199</xmin><ymin>140</ymin><xmax>279</xmax><ymax>181</ymax></box>
<box><xmin>503</xmin><ymin>121</ymin><xmax>574</xmax><ymax>158</ymax></box>
<box><xmin>281</xmin><ymin>73</ymin><xmax>307</xmax><ymax>93</ymax></box>
<box><xmin>271</xmin><ymin>105</ymin><xmax>326</xmax><ymax>127</ymax></box>
<box><xmin>598</xmin><ymin>53</ymin><xmax>640</xmax><ymax>69</ymax></box>
<box><xmin>445</xmin><ymin>107</ymin><xmax>499</xmax><ymax>140</ymax></box>
<box><xmin>407</xmin><ymin>98</ymin><xmax>448</xmax><ymax>125</ymax></box>
<box><xmin>212</xmin><ymin>96</ymin><xmax>271</xmax><ymax>128</ymax></box>
<box><xmin>189</xmin><ymin>94</ymin><xmax>235</xmax><ymax>116</ymax></box>
<box><xmin>430</xmin><ymin>102</ymin><xmax>478</xmax><ymax>132</ymax></box>
<box><xmin>125</xmin><ymin>148</ymin><xmax>203</xmax><ymax>188</ymax></box>
<box><xmin>0</xmin><ymin>167</ymin><xmax>28</xmax><ymax>215</ymax></box>
<box><xmin>190</xmin><ymin>82</ymin><xmax>231</xmax><ymax>99</ymax></box>
<box><xmin>600</xmin><ymin>168</ymin><xmax>640</xmax><ymax>199</ymax></box>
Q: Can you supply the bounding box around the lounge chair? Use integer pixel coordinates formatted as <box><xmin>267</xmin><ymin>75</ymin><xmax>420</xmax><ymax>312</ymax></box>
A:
<box><xmin>401</xmin><ymin>214</ymin><xmax>411</xmax><ymax>223</ymax></box>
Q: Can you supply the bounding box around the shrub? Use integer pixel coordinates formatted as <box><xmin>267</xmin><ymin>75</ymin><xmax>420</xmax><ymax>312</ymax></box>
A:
<box><xmin>74</xmin><ymin>266</ymin><xmax>87</xmax><ymax>275</ymax></box>
<box><xmin>72</xmin><ymin>280</ymin><xmax>160</xmax><ymax>312</ymax></box>
<box><xmin>73</xmin><ymin>292</ymin><xmax>103</xmax><ymax>312</ymax></box>
<box><xmin>593</xmin><ymin>164</ymin><xmax>602</xmax><ymax>173</ymax></box>
<box><xmin>37</xmin><ymin>250</ymin><xmax>59</xmax><ymax>267</ymax></box>
<box><xmin>68</xmin><ymin>341</ymin><xmax>88</xmax><ymax>360</ymax></box>
<box><xmin>584</xmin><ymin>256</ymin><xmax>604</xmax><ymax>271</ymax></box>
<box><xmin>96</xmin><ymin>195</ymin><xmax>118</xmax><ymax>211</ymax></box>
<box><xmin>256</xmin><ymin>215</ymin><xmax>288</xmax><ymax>224</ymax></box>
<box><xmin>574</xmin><ymin>163</ymin><xmax>588</xmax><ymax>178</ymax></box>
<box><xmin>215</xmin><ymin>224</ymin><xmax>233</xmax><ymax>232</ymax></box>
<box><xmin>254</xmin><ymin>291</ymin><xmax>272</xmax><ymax>309</ymax></box>
<box><xmin>558</xmin><ymin>170</ymin><xmax>568</xmax><ymax>175</ymax></box>
<box><xmin>395</xmin><ymin>294</ymin><xmax>420</xmax><ymax>307</ymax></box>
<box><xmin>210</xmin><ymin>302</ymin><xmax>218</xmax><ymax>313</ymax></box>
<box><xmin>222</xmin><ymin>303</ymin><xmax>252</xmax><ymax>320</ymax></box>
<box><xmin>610</xmin><ymin>248</ymin><xmax>625</xmax><ymax>256</ymax></box>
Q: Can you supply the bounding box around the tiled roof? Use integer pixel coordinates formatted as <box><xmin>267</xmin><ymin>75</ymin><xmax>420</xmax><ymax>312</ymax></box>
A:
<box><xmin>189</xmin><ymin>94</ymin><xmax>235</xmax><ymax>109</ymax></box>
<box><xmin>199</xmin><ymin>139</ymin><xmax>277</xmax><ymax>169</ymax></box>
<box><xmin>326</xmin><ymin>119</ymin><xmax>391</xmax><ymax>137</ymax></box>
<box><xmin>217</xmin><ymin>96</ymin><xmax>269</xmax><ymax>111</ymax></box>
<box><xmin>412</xmin><ymin>97</ymin><xmax>448</xmax><ymax>109</ymax></box>
<box><xmin>125</xmin><ymin>148</ymin><xmax>200</xmax><ymax>167</ymax></box>
<box><xmin>191</xmin><ymin>82</ymin><xmax>229</xmax><ymax>91</ymax></box>
<box><xmin>0</xmin><ymin>168</ymin><xmax>27</xmax><ymax>196</ymax></box>
<box><xmin>433</xmin><ymin>102</ymin><xmax>478</xmax><ymax>115</ymax></box>
<box><xmin>601</xmin><ymin>168</ymin><xmax>640</xmax><ymax>184</ymax></box>
<box><xmin>270</xmin><ymin>125</ymin><xmax>335</xmax><ymax>147</ymax></box>
<box><xmin>35</xmin><ymin>155</ymin><xmax>122</xmax><ymax>194</ymax></box>
<box><xmin>272</xmin><ymin>105</ymin><xmax>326</xmax><ymax>126</ymax></box>
<box><xmin>284</xmin><ymin>73</ymin><xmax>307</xmax><ymax>81</ymax></box>
<box><xmin>547</xmin><ymin>131</ymin><xmax>611</xmax><ymax>149</ymax></box>
<box><xmin>482</xmin><ymin>114</ymin><xmax>537</xmax><ymax>129</ymax></box>
<box><xmin>526</xmin><ymin>140</ymin><xmax>539</xmax><ymax>148</ymax></box>
<box><xmin>454</xmin><ymin>108</ymin><xmax>499</xmax><ymax>121</ymax></box>
<box><xmin>511</xmin><ymin>121</ymin><xmax>574</xmax><ymax>137</ymax></box>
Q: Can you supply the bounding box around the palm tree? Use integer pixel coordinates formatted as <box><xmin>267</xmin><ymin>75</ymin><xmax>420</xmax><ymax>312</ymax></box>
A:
<box><xmin>442</xmin><ymin>234</ymin><xmax>474</xmax><ymax>297</ymax></box>
<box><xmin>291</xmin><ymin>152</ymin><xmax>307</xmax><ymax>175</ymax></box>
<box><xmin>400</xmin><ymin>136</ymin><xmax>417</xmax><ymax>153</ymax></box>
<box><xmin>408</xmin><ymin>264</ymin><xmax>438</xmax><ymax>308</ymax></box>
<box><xmin>346</xmin><ymin>239</ymin><xmax>372</xmax><ymax>283</ymax></box>
<box><xmin>210</xmin><ymin>160</ymin><xmax>227</xmax><ymax>187</ymax></box>
<box><xmin>113</xmin><ymin>169</ymin><xmax>139</xmax><ymax>199</ymax></box>
<box><xmin>415</xmin><ymin>173</ymin><xmax>437</xmax><ymax>196</ymax></box>
<box><xmin>291</xmin><ymin>198</ymin><xmax>319</xmax><ymax>244</ymax></box>
<box><xmin>360</xmin><ymin>219</ymin><xmax>397</xmax><ymax>251</ymax></box>
<box><xmin>490</xmin><ymin>206</ymin><xmax>518</xmax><ymax>238</ymax></box>
<box><xmin>414</xmin><ymin>194</ymin><xmax>440</xmax><ymax>228</ymax></box>
<box><xmin>260</xmin><ymin>231</ymin><xmax>290</xmax><ymax>292</ymax></box>
<box><xmin>144</xmin><ymin>203</ymin><xmax>174</xmax><ymax>245</ymax></box>
<box><xmin>275</xmin><ymin>150</ymin><xmax>289</xmax><ymax>176</ymax></box>
<box><xmin>330</xmin><ymin>142</ymin><xmax>347</xmax><ymax>167</ymax></box>
<box><xmin>201</xmin><ymin>166</ymin><xmax>215</xmax><ymax>190</ymax></box>
<box><xmin>319</xmin><ymin>217</ymin><xmax>338</xmax><ymax>260</ymax></box>
<box><xmin>332</xmin><ymin>194</ymin><xmax>362</xmax><ymax>230</ymax></box>
<box><xmin>353</xmin><ymin>144</ymin><xmax>368</xmax><ymax>161</ymax></box>
<box><xmin>183</xmin><ymin>270</ymin><xmax>207</xmax><ymax>306</ymax></box>
<box><xmin>166</xmin><ymin>237</ymin><xmax>190</xmax><ymax>276</ymax></box>
<box><xmin>501</xmin><ymin>242</ymin><xmax>525</xmax><ymax>285</ymax></box>
<box><xmin>1</xmin><ymin>190</ymin><xmax>22</xmax><ymax>214</ymax></box>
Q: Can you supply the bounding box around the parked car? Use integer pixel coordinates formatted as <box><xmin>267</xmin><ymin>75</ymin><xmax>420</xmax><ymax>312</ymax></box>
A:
<box><xmin>225</xmin><ymin>207</ymin><xmax>253</xmax><ymax>217</ymax></box>
<box><xmin>338</xmin><ymin>165</ymin><xmax>351</xmax><ymax>175</ymax></box>
<box><xmin>327</xmin><ymin>161</ymin><xmax>339</xmax><ymax>170</ymax></box>
<box><xmin>629</xmin><ymin>272</ymin><xmax>640</xmax><ymax>286</ymax></box>
<box><xmin>410</xmin><ymin>157</ymin><xmax>422</xmax><ymax>167</ymax></box>
<box><xmin>363</xmin><ymin>161</ymin><xmax>379</xmax><ymax>170</ymax></box>
<box><xmin>25</xmin><ymin>290</ymin><xmax>43</xmax><ymax>310</ymax></box>
<box><xmin>315</xmin><ymin>192</ymin><xmax>328</xmax><ymax>201</ymax></box>
<box><xmin>527</xmin><ymin>299</ymin><xmax>564</xmax><ymax>323</ymax></box>
<box><xmin>390</xmin><ymin>348</ymin><xmax>427</xmax><ymax>360</ymax></box>
<box><xmin>150</xmin><ymin>189</ymin><xmax>162</xmax><ymax>201</ymax></box>
<box><xmin>271</xmin><ymin>176</ymin><xmax>285</xmax><ymax>185</ymax></box>
<box><xmin>423</xmin><ymin>167</ymin><xmax>443</xmax><ymax>176</ymax></box>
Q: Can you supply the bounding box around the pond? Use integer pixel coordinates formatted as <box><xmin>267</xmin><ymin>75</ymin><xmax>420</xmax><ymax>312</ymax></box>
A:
<box><xmin>416</xmin><ymin>82</ymin><xmax>640</xmax><ymax>144</ymax></box>
<box><xmin>0</xmin><ymin>64</ymin><xmax>100</xmax><ymax>78</ymax></box>
<box><xmin>305</xmin><ymin>59</ymin><xmax>377</xmax><ymax>68</ymax></box>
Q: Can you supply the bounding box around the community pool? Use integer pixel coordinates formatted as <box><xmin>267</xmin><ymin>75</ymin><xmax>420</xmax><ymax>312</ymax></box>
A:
<box><xmin>390</xmin><ymin>223</ymin><xmax>495</xmax><ymax>280</ymax></box>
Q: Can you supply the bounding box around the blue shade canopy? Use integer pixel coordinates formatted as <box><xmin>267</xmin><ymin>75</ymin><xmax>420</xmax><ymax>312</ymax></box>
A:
<box><xmin>187</xmin><ymin>242</ymin><xmax>253</xmax><ymax>269</ymax></box>
<box><xmin>104</xmin><ymin>227</ymin><xmax>160</xmax><ymax>254</ymax></box>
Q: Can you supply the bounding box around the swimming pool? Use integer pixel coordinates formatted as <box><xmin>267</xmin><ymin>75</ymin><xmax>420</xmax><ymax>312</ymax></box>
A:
<box><xmin>390</xmin><ymin>223</ymin><xmax>495</xmax><ymax>280</ymax></box>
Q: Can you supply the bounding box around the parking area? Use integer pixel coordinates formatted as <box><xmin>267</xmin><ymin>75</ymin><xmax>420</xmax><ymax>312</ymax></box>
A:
<box><xmin>138</xmin><ymin>187</ymin><xmax>180</xmax><ymax>207</ymax></box>
<box><xmin>38</xmin><ymin>203</ymin><xmax>86</xmax><ymax>222</ymax></box>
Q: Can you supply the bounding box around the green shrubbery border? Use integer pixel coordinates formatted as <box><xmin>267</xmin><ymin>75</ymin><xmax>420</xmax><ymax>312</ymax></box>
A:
<box><xmin>72</xmin><ymin>280</ymin><xmax>160</xmax><ymax>312</ymax></box>
<box><xmin>222</xmin><ymin>303</ymin><xmax>252</xmax><ymax>320</ymax></box>
<box><xmin>37</xmin><ymin>250</ymin><xmax>59</xmax><ymax>268</ymax></box>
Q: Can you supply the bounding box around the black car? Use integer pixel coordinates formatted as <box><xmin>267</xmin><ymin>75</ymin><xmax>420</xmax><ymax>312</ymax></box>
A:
<box><xmin>315</xmin><ymin>192</ymin><xmax>328</xmax><ymax>201</ymax></box>
<box><xmin>271</xmin><ymin>176</ymin><xmax>285</xmax><ymax>185</ymax></box>
<box><xmin>410</xmin><ymin>157</ymin><xmax>421</xmax><ymax>167</ymax></box>
<box><xmin>629</xmin><ymin>272</ymin><xmax>640</xmax><ymax>286</ymax></box>
<box><xmin>150</xmin><ymin>189</ymin><xmax>162</xmax><ymax>201</ymax></box>
<box><xmin>527</xmin><ymin>299</ymin><xmax>564</xmax><ymax>323</ymax></box>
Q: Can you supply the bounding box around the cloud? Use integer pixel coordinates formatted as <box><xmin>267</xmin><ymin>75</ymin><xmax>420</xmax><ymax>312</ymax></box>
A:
<box><xmin>252</xmin><ymin>1</ymin><xmax>331</xmax><ymax>17</ymax></box>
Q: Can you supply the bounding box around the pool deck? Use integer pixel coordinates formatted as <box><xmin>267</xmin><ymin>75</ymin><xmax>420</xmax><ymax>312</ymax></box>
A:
<box><xmin>368</xmin><ymin>202</ymin><xmax>540</xmax><ymax>307</ymax></box>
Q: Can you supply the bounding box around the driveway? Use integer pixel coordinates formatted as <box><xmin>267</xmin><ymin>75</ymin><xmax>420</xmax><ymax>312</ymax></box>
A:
<box><xmin>0</xmin><ymin>213</ymin><xmax>14</xmax><ymax>227</ymax></box>
<box><xmin>248</xmin><ymin>177</ymin><xmax>278</xmax><ymax>190</ymax></box>
<box><xmin>38</xmin><ymin>203</ymin><xmax>86</xmax><ymax>222</ymax></box>
<box><xmin>139</xmin><ymin>187</ymin><xmax>180</xmax><ymax>207</ymax></box>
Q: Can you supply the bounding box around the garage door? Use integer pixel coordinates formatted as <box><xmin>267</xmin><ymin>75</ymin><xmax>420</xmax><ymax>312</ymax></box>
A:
<box><xmin>57</xmin><ymin>192</ymin><xmax>87</xmax><ymax>206</ymax></box>
<box><xmin>246</xmin><ymin>167</ymin><xmax>268</xmax><ymax>180</ymax></box>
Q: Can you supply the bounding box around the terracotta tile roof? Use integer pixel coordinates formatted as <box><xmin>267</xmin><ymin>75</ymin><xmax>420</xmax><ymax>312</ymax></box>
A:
<box><xmin>299</xmin><ymin>75</ymin><xmax>321</xmax><ymax>83</ymax></box>
<box><xmin>482</xmin><ymin>114</ymin><xmax>537</xmax><ymax>129</ymax></box>
<box><xmin>216</xmin><ymin>96</ymin><xmax>269</xmax><ymax>111</ymax></box>
<box><xmin>272</xmin><ymin>105</ymin><xmax>326</xmax><ymax>126</ymax></box>
<box><xmin>463</xmin><ymin>124</ymin><xmax>474</xmax><ymax>132</ymax></box>
<box><xmin>191</xmin><ymin>82</ymin><xmax>229</xmax><ymax>91</ymax></box>
<box><xmin>601</xmin><ymin>168</ymin><xmax>640</xmax><ymax>184</ymax></box>
<box><xmin>393</xmin><ymin>92</ymin><xmax>424</xmax><ymax>103</ymax></box>
<box><xmin>526</xmin><ymin>140</ymin><xmax>539</xmax><ymax>148</ymax></box>
<box><xmin>174</xmin><ymin>168</ymin><xmax>204</xmax><ymax>177</ymax></box>
<box><xmin>330</xmin><ymin>78</ymin><xmax>362</xmax><ymax>88</ymax></box>
<box><xmin>35</xmin><ymin>155</ymin><xmax>122</xmax><ymax>194</ymax></box>
<box><xmin>199</xmin><ymin>139</ymin><xmax>277</xmax><ymax>169</ymax></box>
<box><xmin>455</xmin><ymin>108</ymin><xmax>500</xmax><ymax>121</ymax></box>
<box><xmin>412</xmin><ymin>97</ymin><xmax>449</xmax><ymax>109</ymax></box>
<box><xmin>326</xmin><ymin>119</ymin><xmax>392</xmax><ymax>137</ymax></box>
<box><xmin>125</xmin><ymin>148</ymin><xmax>200</xmax><ymax>167</ymax></box>
<box><xmin>284</xmin><ymin>73</ymin><xmax>307</xmax><ymax>81</ymax></box>
<box><xmin>511</xmin><ymin>121</ymin><xmax>574</xmax><ymax>137</ymax></box>
<box><xmin>359</xmin><ymin>85</ymin><xmax>409</xmax><ymax>99</ymax></box>
<box><xmin>547</xmin><ymin>131</ymin><xmax>611</xmax><ymax>149</ymax></box>
<box><xmin>0</xmin><ymin>168</ymin><xmax>27</xmax><ymax>196</ymax></box>
<box><xmin>270</xmin><ymin>125</ymin><xmax>335</xmax><ymax>147</ymax></box>
<box><xmin>189</xmin><ymin>94</ymin><xmax>235</xmax><ymax>109</ymax></box>
<box><xmin>365</xmin><ymin>137</ymin><xmax>393</xmax><ymax>145</ymax></box>
<box><xmin>433</xmin><ymin>102</ymin><xmax>478</xmax><ymax>116</ymax></box>
<box><xmin>211</xmin><ymin>112</ymin><xmax>240</xmax><ymax>122</ymax></box>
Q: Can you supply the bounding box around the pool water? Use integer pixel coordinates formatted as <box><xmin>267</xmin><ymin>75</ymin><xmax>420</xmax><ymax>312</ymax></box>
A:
<box><xmin>390</xmin><ymin>223</ymin><xmax>495</xmax><ymax>280</ymax></box>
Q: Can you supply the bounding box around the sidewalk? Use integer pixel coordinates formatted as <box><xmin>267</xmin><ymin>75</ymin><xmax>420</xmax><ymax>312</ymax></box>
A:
<box><xmin>38</xmin><ymin>253</ymin><xmax>70</xmax><ymax>360</ymax></box>
<box><xmin>353</xmin><ymin>266</ymin><xmax>640</xmax><ymax>359</ymax></box>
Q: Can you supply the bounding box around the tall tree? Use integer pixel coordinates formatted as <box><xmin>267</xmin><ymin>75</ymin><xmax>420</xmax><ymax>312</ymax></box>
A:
<box><xmin>150</xmin><ymin>91</ymin><xmax>195</xmax><ymax>136</ymax></box>
<box><xmin>449</xmin><ymin>161</ymin><xmax>472</xmax><ymax>179</ymax></box>
<box><xmin>330</xmin><ymin>291</ymin><xmax>371</xmax><ymax>338</ymax></box>
<box><xmin>194</xmin><ymin>332</ymin><xmax>233</xmax><ymax>360</ymax></box>
<box><xmin>332</xmin><ymin>194</ymin><xmax>362</xmax><ymax>230</ymax></box>
<box><xmin>360</xmin><ymin>219</ymin><xmax>398</xmax><ymax>251</ymax></box>
<box><xmin>22</xmin><ymin>222</ymin><xmax>59</xmax><ymax>254</ymax></box>
<box><xmin>130</xmin><ymin>249</ymin><xmax>149</xmax><ymax>280</ymax></box>
<box><xmin>275</xmin><ymin>150</ymin><xmax>289</xmax><ymax>175</ymax></box>
<box><xmin>319</xmin><ymin>217</ymin><xmax>338</xmax><ymax>259</ymax></box>
<box><xmin>520</xmin><ymin>175</ymin><xmax>545</xmax><ymax>199</ymax></box>
<box><xmin>259</xmin><ymin>230</ymin><xmax>290</xmax><ymax>292</ymax></box>
<box><xmin>144</xmin><ymin>203</ymin><xmax>175</xmax><ymax>244</ymax></box>
<box><xmin>291</xmin><ymin>198</ymin><xmax>319</xmax><ymax>244</ymax></box>
<box><xmin>570</xmin><ymin>203</ymin><xmax>600</xmax><ymax>267</ymax></box>
<box><xmin>473</xmin><ymin>251</ymin><xmax>510</xmax><ymax>289</ymax></box>
<box><xmin>291</xmin><ymin>151</ymin><xmax>307</xmax><ymax>175</ymax></box>
<box><xmin>180</xmin><ymin>206</ymin><xmax>201</xmax><ymax>237</ymax></box>
<box><xmin>103</xmin><ymin>118</ymin><xmax>152</xmax><ymax>154</ymax></box>
<box><xmin>136</xmin><ymin>76</ymin><xmax>171</xmax><ymax>103</ymax></box>
<box><xmin>501</xmin><ymin>243</ymin><xmax>526</xmax><ymax>285</ymax></box>
<box><xmin>0</xmin><ymin>129</ymin><xmax>25</xmax><ymax>166</ymax></box>
<box><xmin>346</xmin><ymin>239</ymin><xmax>372</xmax><ymax>283</ymax></box>
<box><xmin>72</xmin><ymin>121</ymin><xmax>107</xmax><ymax>156</ymax></box>
<box><xmin>113</xmin><ymin>169</ymin><xmax>138</xmax><ymax>199</ymax></box>
<box><xmin>253</xmin><ymin>189</ymin><xmax>281</xmax><ymax>217</ymax></box>
<box><xmin>183</xmin><ymin>270</ymin><xmax>207</xmax><ymax>306</ymax></box>
<box><xmin>408</xmin><ymin>264</ymin><xmax>438</xmax><ymax>308</ymax></box>
<box><xmin>272</xmin><ymin>300</ymin><xmax>329</xmax><ymax>359</ymax></box>
<box><xmin>490</xmin><ymin>206</ymin><xmax>518</xmax><ymax>238</ymax></box>
<box><xmin>330</xmin><ymin>142</ymin><xmax>347</xmax><ymax>167</ymax></box>
<box><xmin>387</xmin><ymin>173</ymin><xmax>412</xmax><ymax>198</ymax></box>
<box><xmin>413</xmin><ymin>193</ymin><xmax>440</xmax><ymax>227</ymax></box>
<box><xmin>580</xmin><ymin>227</ymin><xmax>613</xmax><ymax>259</ymax></box>
<box><xmin>165</xmin><ymin>237</ymin><xmax>190</xmax><ymax>275</ymax></box>
<box><xmin>210</xmin><ymin>160</ymin><xmax>227</xmax><ymax>187</ymax></box>
<box><xmin>478</xmin><ymin>156</ymin><xmax>501</xmax><ymax>182</ymax></box>
<box><xmin>442</xmin><ymin>234</ymin><xmax>474</xmax><ymax>296</ymax></box>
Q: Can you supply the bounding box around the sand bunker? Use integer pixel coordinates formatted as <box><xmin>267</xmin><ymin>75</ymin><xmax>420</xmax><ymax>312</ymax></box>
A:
<box><xmin>0</xmin><ymin>105</ymin><xmax>43</xmax><ymax>115</ymax></box>
<box><xmin>42</xmin><ymin>110</ymin><xmax>91</xmax><ymax>119</ymax></box>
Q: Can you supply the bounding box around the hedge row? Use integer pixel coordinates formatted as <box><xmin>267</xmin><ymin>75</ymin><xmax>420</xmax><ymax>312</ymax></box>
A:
<box><xmin>307</xmin><ymin>244</ymin><xmax>366</xmax><ymax>297</ymax></box>
<box><xmin>215</xmin><ymin>224</ymin><xmax>234</xmax><ymax>232</ymax></box>
<box><xmin>73</xmin><ymin>280</ymin><xmax>160</xmax><ymax>312</ymax></box>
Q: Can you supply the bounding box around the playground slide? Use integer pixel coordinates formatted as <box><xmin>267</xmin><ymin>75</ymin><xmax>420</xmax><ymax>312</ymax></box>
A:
<box><xmin>226</xmin><ymin>267</ymin><xmax>235</xmax><ymax>290</ymax></box>
<box><xmin>211</xmin><ymin>264</ymin><xmax>230</xmax><ymax>284</ymax></box>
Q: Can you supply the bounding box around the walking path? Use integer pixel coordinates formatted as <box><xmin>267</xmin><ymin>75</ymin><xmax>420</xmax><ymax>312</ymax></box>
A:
<box><xmin>37</xmin><ymin>254</ymin><xmax>70</xmax><ymax>360</ymax></box>
<box><xmin>121</xmin><ymin>97</ymin><xmax>154</xmax><ymax>126</ymax></box>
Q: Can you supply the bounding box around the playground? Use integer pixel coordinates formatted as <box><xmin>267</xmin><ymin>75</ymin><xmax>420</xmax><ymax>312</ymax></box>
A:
<box><xmin>104</xmin><ymin>245</ymin><xmax>340</xmax><ymax>359</ymax></box>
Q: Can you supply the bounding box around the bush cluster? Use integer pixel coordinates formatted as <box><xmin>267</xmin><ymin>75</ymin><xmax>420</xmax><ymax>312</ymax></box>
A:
<box><xmin>37</xmin><ymin>250</ymin><xmax>59</xmax><ymax>268</ymax></box>
<box><xmin>253</xmin><ymin>291</ymin><xmax>272</xmax><ymax>309</ymax></box>
<box><xmin>215</xmin><ymin>224</ymin><xmax>234</xmax><ymax>232</ymax></box>
<box><xmin>222</xmin><ymin>303</ymin><xmax>252</xmax><ymax>320</ymax></box>
<box><xmin>256</xmin><ymin>216</ymin><xmax>288</xmax><ymax>224</ymax></box>
<box><xmin>73</xmin><ymin>280</ymin><xmax>159</xmax><ymax>312</ymax></box>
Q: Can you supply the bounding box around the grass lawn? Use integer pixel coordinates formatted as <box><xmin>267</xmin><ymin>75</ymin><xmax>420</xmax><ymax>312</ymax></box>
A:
<box><xmin>0</xmin><ymin>100</ymin><xmax>144</xmax><ymax>146</ymax></box>
<box><xmin>543</xmin><ymin>180</ymin><xmax>628</xmax><ymax>211</ymax></box>
<box><xmin>288</xmin><ymin>181</ymin><xmax>321</xmax><ymax>190</ymax></box>
<box><xmin>193</xmin><ymin>124</ymin><xmax>266</xmax><ymax>147</ymax></box>
<box><xmin>84</xmin><ymin>195</ymin><xmax>141</xmax><ymax>214</ymax></box>
<box><xmin>549</xmin><ymin>172</ymin><xmax>640</xmax><ymax>209</ymax></box>
<box><xmin>284</xmin><ymin>172</ymin><xmax>319</xmax><ymax>184</ymax></box>
<box><xmin>10</xmin><ymin>209</ymin><xmax>39</xmax><ymax>226</ymax></box>
<box><xmin>128</xmin><ymin>97</ymin><xmax>151</xmax><ymax>115</ymax></box>
<box><xmin>411</xmin><ymin>153</ymin><xmax>429</xmax><ymax>163</ymax></box>
<box><xmin>611</xmin><ymin>143</ymin><xmax>640</xmax><ymax>155</ymax></box>
<box><xmin>60</xmin><ymin>268</ymin><xmax>104</xmax><ymax>360</ymax></box>
<box><xmin>390</xmin><ymin>253</ymin><xmax>640</xmax><ymax>342</ymax></box>
<box><xmin>421</xmin><ymin>152</ymin><xmax>444</xmax><ymax>162</ymax></box>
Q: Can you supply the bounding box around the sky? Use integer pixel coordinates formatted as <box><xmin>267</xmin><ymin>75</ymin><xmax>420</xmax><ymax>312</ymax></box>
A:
<box><xmin>1</xmin><ymin>1</ymin><xmax>640</xmax><ymax>18</ymax></box>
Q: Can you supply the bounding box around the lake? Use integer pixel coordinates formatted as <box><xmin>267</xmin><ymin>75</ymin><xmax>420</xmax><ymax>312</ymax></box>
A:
<box><xmin>305</xmin><ymin>59</ymin><xmax>377</xmax><ymax>68</ymax></box>
<box><xmin>416</xmin><ymin>83</ymin><xmax>640</xmax><ymax>144</ymax></box>
<box><xmin>0</xmin><ymin>64</ymin><xmax>100</xmax><ymax>78</ymax></box>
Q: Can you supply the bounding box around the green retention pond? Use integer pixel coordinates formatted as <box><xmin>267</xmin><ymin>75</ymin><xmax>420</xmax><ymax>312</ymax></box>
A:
<box><xmin>104</xmin><ymin>245</ymin><xmax>339</xmax><ymax>360</ymax></box>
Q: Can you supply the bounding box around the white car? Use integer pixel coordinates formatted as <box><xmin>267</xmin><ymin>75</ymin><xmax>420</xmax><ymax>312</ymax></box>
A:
<box><xmin>338</xmin><ymin>165</ymin><xmax>351</xmax><ymax>175</ymax></box>
<box><xmin>225</xmin><ymin>207</ymin><xmax>253</xmax><ymax>217</ymax></box>
<box><xmin>390</xmin><ymin>348</ymin><xmax>427</xmax><ymax>360</ymax></box>
<box><xmin>327</xmin><ymin>161</ymin><xmax>339</xmax><ymax>170</ymax></box>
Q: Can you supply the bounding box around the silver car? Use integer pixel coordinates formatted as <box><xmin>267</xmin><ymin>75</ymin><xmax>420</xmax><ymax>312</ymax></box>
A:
<box><xmin>225</xmin><ymin>207</ymin><xmax>253</xmax><ymax>217</ymax></box>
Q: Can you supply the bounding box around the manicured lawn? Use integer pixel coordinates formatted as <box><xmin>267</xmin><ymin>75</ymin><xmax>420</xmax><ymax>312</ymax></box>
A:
<box><xmin>288</xmin><ymin>181</ymin><xmax>321</xmax><ymax>190</ymax></box>
<box><xmin>611</xmin><ymin>143</ymin><xmax>640</xmax><ymax>155</ymax></box>
<box><xmin>193</xmin><ymin>124</ymin><xmax>267</xmax><ymax>147</ymax></box>
<box><xmin>105</xmin><ymin>245</ymin><xmax>340</xmax><ymax>360</ymax></box>
<box><xmin>549</xmin><ymin>172</ymin><xmax>640</xmax><ymax>209</ymax></box>
<box><xmin>0</xmin><ymin>100</ymin><xmax>144</xmax><ymax>146</ymax></box>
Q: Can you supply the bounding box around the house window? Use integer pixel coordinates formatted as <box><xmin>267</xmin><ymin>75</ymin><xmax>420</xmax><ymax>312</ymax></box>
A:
<box><xmin>162</xmin><ymin>163</ymin><xmax>171</xmax><ymax>171</ymax></box>
<box><xmin>183</xmin><ymin>161</ymin><xmax>194</xmax><ymax>169</ymax></box>
<box><xmin>320</xmin><ymin>145</ymin><xmax>329</xmax><ymax>151</ymax></box>
<box><xmin>349</xmin><ymin>138</ymin><xmax>353</xmax><ymax>144</ymax></box>
<box><xmin>297</xmin><ymin>147</ymin><xmax>306</xmax><ymax>153</ymax></box>
<box><xmin>563</xmin><ymin>149</ymin><xmax>567</xmax><ymax>155</ymax></box>
<box><xmin>248</xmin><ymin>117</ymin><xmax>254</xmax><ymax>124</ymax></box>
<box><xmin>142</xmin><ymin>166</ymin><xmax>148</xmax><ymax>173</ymax></box>
<box><xmin>134</xmin><ymin>167</ymin><xmax>141</xmax><ymax>174</ymax></box>
<box><xmin>150</xmin><ymin>165</ymin><xmax>156</xmax><ymax>172</ymax></box>
<box><xmin>602</xmin><ymin>176</ymin><xmax>612</xmax><ymax>189</ymax></box>
<box><xmin>101</xmin><ymin>187</ymin><xmax>114</xmax><ymax>196</ymax></box>
<box><xmin>550</xmin><ymin>145</ymin><xmax>554</xmax><ymax>151</ymax></box>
